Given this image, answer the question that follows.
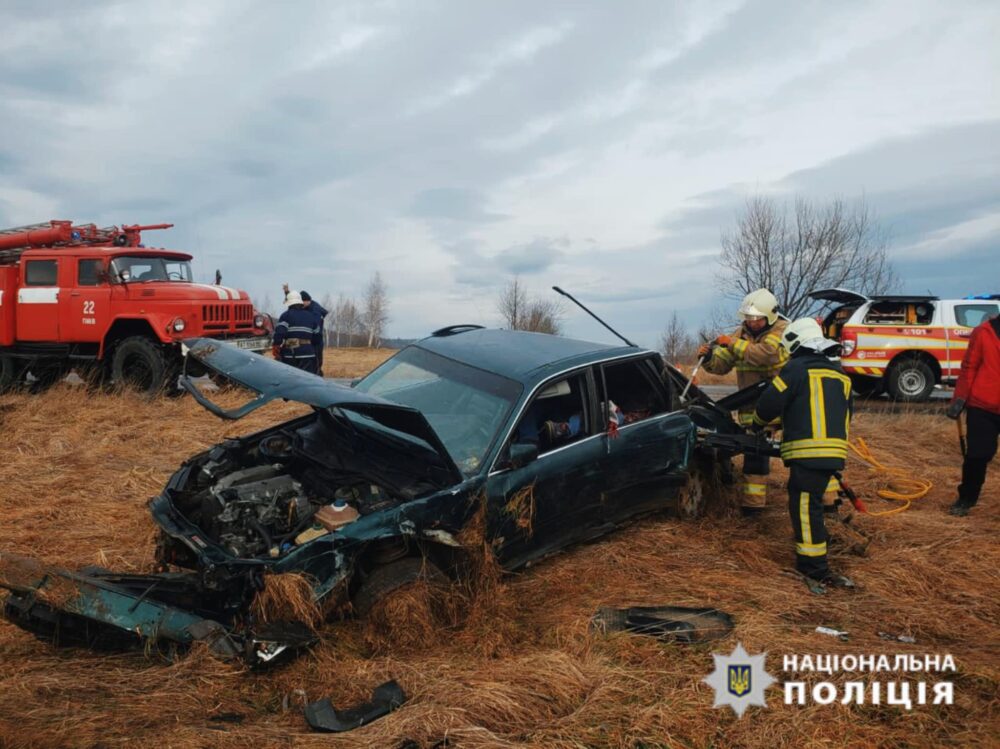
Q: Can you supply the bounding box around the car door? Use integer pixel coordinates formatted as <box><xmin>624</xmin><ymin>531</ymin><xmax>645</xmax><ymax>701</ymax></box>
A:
<box><xmin>62</xmin><ymin>258</ymin><xmax>111</xmax><ymax>343</ymax></box>
<box><xmin>16</xmin><ymin>257</ymin><xmax>60</xmax><ymax>341</ymax></box>
<box><xmin>597</xmin><ymin>355</ymin><xmax>695</xmax><ymax>522</ymax></box>
<box><xmin>485</xmin><ymin>368</ymin><xmax>606</xmax><ymax>568</ymax></box>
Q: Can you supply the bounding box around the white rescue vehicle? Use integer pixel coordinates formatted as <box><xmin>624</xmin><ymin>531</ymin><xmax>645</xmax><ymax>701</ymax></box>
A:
<box><xmin>811</xmin><ymin>289</ymin><xmax>1000</xmax><ymax>402</ymax></box>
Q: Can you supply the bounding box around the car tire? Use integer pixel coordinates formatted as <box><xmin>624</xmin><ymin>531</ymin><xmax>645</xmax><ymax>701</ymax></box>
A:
<box><xmin>110</xmin><ymin>336</ymin><xmax>176</xmax><ymax>395</ymax></box>
<box><xmin>886</xmin><ymin>357</ymin><xmax>935</xmax><ymax>402</ymax></box>
<box><xmin>352</xmin><ymin>557</ymin><xmax>449</xmax><ymax>618</ymax></box>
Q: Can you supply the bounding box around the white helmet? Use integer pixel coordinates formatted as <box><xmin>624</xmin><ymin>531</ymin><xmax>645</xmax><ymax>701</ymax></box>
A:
<box><xmin>738</xmin><ymin>288</ymin><xmax>780</xmax><ymax>325</ymax></box>
<box><xmin>284</xmin><ymin>291</ymin><xmax>304</xmax><ymax>307</ymax></box>
<box><xmin>782</xmin><ymin>317</ymin><xmax>838</xmax><ymax>355</ymax></box>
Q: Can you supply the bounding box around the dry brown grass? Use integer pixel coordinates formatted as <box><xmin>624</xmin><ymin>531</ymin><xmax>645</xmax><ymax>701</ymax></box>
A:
<box><xmin>0</xmin><ymin>385</ymin><xmax>997</xmax><ymax>748</ymax></box>
<box><xmin>321</xmin><ymin>347</ymin><xmax>396</xmax><ymax>379</ymax></box>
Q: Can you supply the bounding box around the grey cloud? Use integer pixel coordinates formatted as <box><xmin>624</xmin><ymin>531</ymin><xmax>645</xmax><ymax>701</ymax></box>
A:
<box><xmin>410</xmin><ymin>188</ymin><xmax>505</xmax><ymax>222</ymax></box>
<box><xmin>0</xmin><ymin>1</ymin><xmax>996</xmax><ymax>346</ymax></box>
<box><xmin>495</xmin><ymin>236</ymin><xmax>567</xmax><ymax>274</ymax></box>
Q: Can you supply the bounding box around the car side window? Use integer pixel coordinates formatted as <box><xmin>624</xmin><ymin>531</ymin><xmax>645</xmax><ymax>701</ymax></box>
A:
<box><xmin>601</xmin><ymin>358</ymin><xmax>668</xmax><ymax>424</ymax></box>
<box><xmin>863</xmin><ymin>302</ymin><xmax>933</xmax><ymax>325</ymax></box>
<box><xmin>78</xmin><ymin>259</ymin><xmax>104</xmax><ymax>286</ymax></box>
<box><xmin>512</xmin><ymin>372</ymin><xmax>591</xmax><ymax>454</ymax></box>
<box><xmin>955</xmin><ymin>304</ymin><xmax>999</xmax><ymax>328</ymax></box>
<box><xmin>24</xmin><ymin>260</ymin><xmax>58</xmax><ymax>286</ymax></box>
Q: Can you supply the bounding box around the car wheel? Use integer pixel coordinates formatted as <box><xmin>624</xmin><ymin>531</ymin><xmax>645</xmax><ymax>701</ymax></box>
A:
<box><xmin>677</xmin><ymin>464</ymin><xmax>707</xmax><ymax>518</ymax></box>
<box><xmin>354</xmin><ymin>556</ymin><xmax>453</xmax><ymax>653</ymax></box>
<box><xmin>111</xmin><ymin>336</ymin><xmax>176</xmax><ymax>395</ymax></box>
<box><xmin>0</xmin><ymin>355</ymin><xmax>28</xmax><ymax>393</ymax></box>
<box><xmin>352</xmin><ymin>557</ymin><xmax>449</xmax><ymax>618</ymax></box>
<box><xmin>886</xmin><ymin>357</ymin><xmax>934</xmax><ymax>402</ymax></box>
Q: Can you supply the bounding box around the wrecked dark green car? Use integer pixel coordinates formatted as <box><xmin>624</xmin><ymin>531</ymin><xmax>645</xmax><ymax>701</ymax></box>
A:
<box><xmin>1</xmin><ymin>326</ymin><xmax>745</xmax><ymax>665</ymax></box>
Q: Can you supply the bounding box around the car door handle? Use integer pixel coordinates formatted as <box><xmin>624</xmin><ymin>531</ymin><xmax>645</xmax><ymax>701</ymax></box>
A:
<box><xmin>71</xmin><ymin>291</ymin><xmax>81</xmax><ymax>297</ymax></box>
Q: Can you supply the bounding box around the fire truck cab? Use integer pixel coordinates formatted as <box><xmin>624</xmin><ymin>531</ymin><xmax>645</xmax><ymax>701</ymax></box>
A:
<box><xmin>0</xmin><ymin>220</ymin><xmax>271</xmax><ymax>395</ymax></box>
<box><xmin>812</xmin><ymin>288</ymin><xmax>1000</xmax><ymax>401</ymax></box>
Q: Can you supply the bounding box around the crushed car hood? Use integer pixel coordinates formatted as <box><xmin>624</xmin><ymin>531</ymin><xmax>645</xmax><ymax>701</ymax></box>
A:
<box><xmin>180</xmin><ymin>338</ymin><xmax>463</xmax><ymax>487</ymax></box>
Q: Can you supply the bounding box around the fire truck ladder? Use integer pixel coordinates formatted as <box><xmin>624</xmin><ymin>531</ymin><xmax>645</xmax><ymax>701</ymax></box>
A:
<box><xmin>0</xmin><ymin>220</ymin><xmax>173</xmax><ymax>263</ymax></box>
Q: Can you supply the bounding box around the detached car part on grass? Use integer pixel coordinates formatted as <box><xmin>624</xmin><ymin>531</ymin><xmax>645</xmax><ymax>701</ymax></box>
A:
<box><xmin>1</xmin><ymin>330</ymin><xmax>752</xmax><ymax>665</ymax></box>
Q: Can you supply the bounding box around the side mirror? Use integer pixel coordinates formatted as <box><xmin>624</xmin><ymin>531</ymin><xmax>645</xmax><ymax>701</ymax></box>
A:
<box><xmin>508</xmin><ymin>442</ymin><xmax>539</xmax><ymax>470</ymax></box>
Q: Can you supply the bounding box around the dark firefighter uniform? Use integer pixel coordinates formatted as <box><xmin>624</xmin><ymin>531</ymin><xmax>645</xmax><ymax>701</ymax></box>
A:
<box><xmin>752</xmin><ymin>352</ymin><xmax>853</xmax><ymax>579</ymax></box>
<box><xmin>703</xmin><ymin>318</ymin><xmax>789</xmax><ymax>509</ymax></box>
<box><xmin>273</xmin><ymin>306</ymin><xmax>322</xmax><ymax>374</ymax></box>
<box><xmin>300</xmin><ymin>291</ymin><xmax>328</xmax><ymax>375</ymax></box>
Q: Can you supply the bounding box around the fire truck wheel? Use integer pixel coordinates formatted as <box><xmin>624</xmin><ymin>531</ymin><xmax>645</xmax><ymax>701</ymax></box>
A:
<box><xmin>886</xmin><ymin>357</ymin><xmax>935</xmax><ymax>402</ymax></box>
<box><xmin>0</xmin><ymin>355</ymin><xmax>28</xmax><ymax>393</ymax></box>
<box><xmin>111</xmin><ymin>336</ymin><xmax>174</xmax><ymax>395</ymax></box>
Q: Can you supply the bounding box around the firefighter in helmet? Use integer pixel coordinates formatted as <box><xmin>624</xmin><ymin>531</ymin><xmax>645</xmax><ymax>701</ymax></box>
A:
<box><xmin>750</xmin><ymin>317</ymin><xmax>854</xmax><ymax>589</ymax></box>
<box><xmin>271</xmin><ymin>291</ymin><xmax>322</xmax><ymax>374</ymax></box>
<box><xmin>700</xmin><ymin>288</ymin><xmax>789</xmax><ymax>515</ymax></box>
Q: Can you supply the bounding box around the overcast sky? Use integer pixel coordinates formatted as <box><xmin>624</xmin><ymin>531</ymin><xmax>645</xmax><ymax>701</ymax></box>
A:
<box><xmin>2</xmin><ymin>0</ymin><xmax>998</xmax><ymax>347</ymax></box>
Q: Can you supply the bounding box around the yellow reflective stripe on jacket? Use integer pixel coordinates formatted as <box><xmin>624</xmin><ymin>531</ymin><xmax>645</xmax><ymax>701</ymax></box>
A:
<box><xmin>713</xmin><ymin>347</ymin><xmax>735</xmax><ymax>364</ymax></box>
<box><xmin>732</xmin><ymin>338</ymin><xmax>749</xmax><ymax>357</ymax></box>
<box><xmin>772</xmin><ymin>375</ymin><xmax>788</xmax><ymax>393</ymax></box>
<box><xmin>781</xmin><ymin>438</ymin><xmax>849</xmax><ymax>459</ymax></box>
<box><xmin>782</xmin><ymin>446</ymin><xmax>849</xmax><ymax>460</ymax></box>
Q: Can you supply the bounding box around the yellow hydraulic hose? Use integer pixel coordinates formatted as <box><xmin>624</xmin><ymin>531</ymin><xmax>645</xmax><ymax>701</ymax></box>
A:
<box><xmin>848</xmin><ymin>437</ymin><xmax>933</xmax><ymax>516</ymax></box>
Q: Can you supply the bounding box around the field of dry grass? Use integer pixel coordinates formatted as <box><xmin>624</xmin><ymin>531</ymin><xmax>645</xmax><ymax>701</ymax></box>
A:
<box><xmin>320</xmin><ymin>347</ymin><xmax>396</xmax><ymax>379</ymax></box>
<box><xmin>0</xmin><ymin>363</ymin><xmax>997</xmax><ymax>747</ymax></box>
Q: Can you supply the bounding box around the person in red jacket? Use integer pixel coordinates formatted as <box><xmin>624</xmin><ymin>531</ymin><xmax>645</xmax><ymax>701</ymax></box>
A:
<box><xmin>946</xmin><ymin>314</ymin><xmax>1000</xmax><ymax>516</ymax></box>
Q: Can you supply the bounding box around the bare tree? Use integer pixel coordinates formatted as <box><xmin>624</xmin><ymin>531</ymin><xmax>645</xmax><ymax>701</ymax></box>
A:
<box><xmin>496</xmin><ymin>276</ymin><xmax>564</xmax><ymax>334</ymax></box>
<box><xmin>660</xmin><ymin>311</ymin><xmax>697</xmax><ymax>365</ymax></box>
<box><xmin>258</xmin><ymin>293</ymin><xmax>277</xmax><ymax>319</ymax></box>
<box><xmin>496</xmin><ymin>276</ymin><xmax>528</xmax><ymax>330</ymax></box>
<box><xmin>522</xmin><ymin>298</ymin><xmax>563</xmax><ymax>334</ymax></box>
<box><xmin>362</xmin><ymin>272</ymin><xmax>389</xmax><ymax>348</ymax></box>
<box><xmin>717</xmin><ymin>195</ymin><xmax>898</xmax><ymax>319</ymax></box>
<box><xmin>320</xmin><ymin>292</ymin><xmax>335</xmax><ymax>347</ymax></box>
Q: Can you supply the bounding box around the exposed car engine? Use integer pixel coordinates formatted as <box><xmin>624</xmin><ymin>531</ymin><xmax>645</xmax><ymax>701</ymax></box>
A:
<box><xmin>201</xmin><ymin>465</ymin><xmax>312</xmax><ymax>557</ymax></box>
<box><xmin>173</xmin><ymin>428</ymin><xmax>401</xmax><ymax>559</ymax></box>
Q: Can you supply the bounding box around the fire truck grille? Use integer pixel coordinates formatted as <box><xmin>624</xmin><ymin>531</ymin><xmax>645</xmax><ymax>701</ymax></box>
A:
<box><xmin>201</xmin><ymin>303</ymin><xmax>255</xmax><ymax>330</ymax></box>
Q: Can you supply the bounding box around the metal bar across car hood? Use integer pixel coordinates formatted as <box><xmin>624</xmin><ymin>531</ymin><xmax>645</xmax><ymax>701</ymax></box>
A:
<box><xmin>180</xmin><ymin>338</ymin><xmax>462</xmax><ymax>484</ymax></box>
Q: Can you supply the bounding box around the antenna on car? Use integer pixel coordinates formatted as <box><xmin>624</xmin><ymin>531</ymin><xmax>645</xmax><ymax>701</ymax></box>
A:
<box><xmin>552</xmin><ymin>286</ymin><xmax>637</xmax><ymax>347</ymax></box>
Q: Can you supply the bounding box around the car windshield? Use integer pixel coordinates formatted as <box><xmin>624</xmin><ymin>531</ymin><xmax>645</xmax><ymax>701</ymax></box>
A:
<box><xmin>111</xmin><ymin>256</ymin><xmax>193</xmax><ymax>283</ymax></box>
<box><xmin>354</xmin><ymin>346</ymin><xmax>522</xmax><ymax>476</ymax></box>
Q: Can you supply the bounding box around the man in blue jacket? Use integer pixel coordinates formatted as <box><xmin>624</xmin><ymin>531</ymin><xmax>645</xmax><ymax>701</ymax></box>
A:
<box><xmin>271</xmin><ymin>291</ymin><xmax>322</xmax><ymax>374</ymax></box>
<box><xmin>283</xmin><ymin>284</ymin><xmax>328</xmax><ymax>375</ymax></box>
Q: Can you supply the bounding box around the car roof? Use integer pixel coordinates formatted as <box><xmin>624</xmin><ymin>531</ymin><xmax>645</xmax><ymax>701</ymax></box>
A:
<box><xmin>413</xmin><ymin>327</ymin><xmax>644</xmax><ymax>383</ymax></box>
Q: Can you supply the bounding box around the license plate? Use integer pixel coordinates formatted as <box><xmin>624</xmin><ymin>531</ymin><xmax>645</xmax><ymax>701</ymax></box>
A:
<box><xmin>233</xmin><ymin>336</ymin><xmax>271</xmax><ymax>351</ymax></box>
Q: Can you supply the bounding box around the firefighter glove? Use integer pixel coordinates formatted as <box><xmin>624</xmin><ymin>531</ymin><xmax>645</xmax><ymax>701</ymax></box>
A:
<box><xmin>697</xmin><ymin>342</ymin><xmax>713</xmax><ymax>358</ymax></box>
<box><xmin>945</xmin><ymin>398</ymin><xmax>965</xmax><ymax>420</ymax></box>
<box><xmin>715</xmin><ymin>334</ymin><xmax>733</xmax><ymax>347</ymax></box>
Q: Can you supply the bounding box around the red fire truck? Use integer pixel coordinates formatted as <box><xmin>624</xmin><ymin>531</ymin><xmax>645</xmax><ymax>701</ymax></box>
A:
<box><xmin>0</xmin><ymin>220</ymin><xmax>271</xmax><ymax>394</ymax></box>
